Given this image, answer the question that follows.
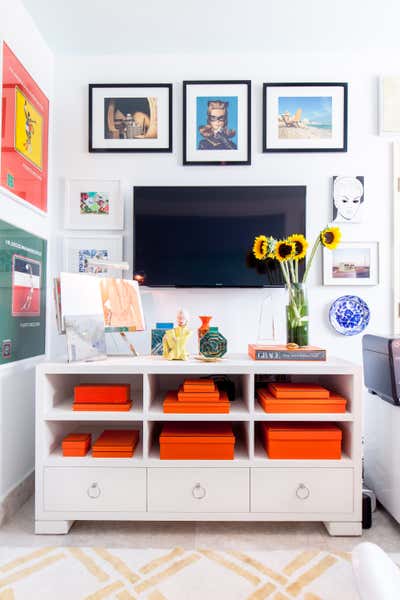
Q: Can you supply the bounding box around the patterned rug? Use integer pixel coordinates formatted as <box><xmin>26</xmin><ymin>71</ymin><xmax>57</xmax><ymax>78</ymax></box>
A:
<box><xmin>0</xmin><ymin>546</ymin><xmax>360</xmax><ymax>599</ymax></box>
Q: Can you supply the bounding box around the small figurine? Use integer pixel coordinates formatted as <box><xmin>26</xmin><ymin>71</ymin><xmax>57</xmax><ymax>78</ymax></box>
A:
<box><xmin>162</xmin><ymin>308</ymin><xmax>192</xmax><ymax>360</ymax></box>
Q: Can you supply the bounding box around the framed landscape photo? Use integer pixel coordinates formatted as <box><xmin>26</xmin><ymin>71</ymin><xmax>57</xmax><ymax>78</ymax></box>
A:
<box><xmin>89</xmin><ymin>83</ymin><xmax>172</xmax><ymax>152</ymax></box>
<box><xmin>63</xmin><ymin>234</ymin><xmax>123</xmax><ymax>276</ymax></box>
<box><xmin>323</xmin><ymin>241</ymin><xmax>379</xmax><ymax>286</ymax></box>
<box><xmin>263</xmin><ymin>83</ymin><xmax>348</xmax><ymax>153</ymax></box>
<box><xmin>183</xmin><ymin>80</ymin><xmax>251</xmax><ymax>165</ymax></box>
<box><xmin>65</xmin><ymin>179</ymin><xmax>123</xmax><ymax>230</ymax></box>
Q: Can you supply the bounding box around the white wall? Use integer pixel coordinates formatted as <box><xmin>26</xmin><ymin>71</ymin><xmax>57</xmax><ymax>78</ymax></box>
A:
<box><xmin>0</xmin><ymin>0</ymin><xmax>54</xmax><ymax>500</ymax></box>
<box><xmin>52</xmin><ymin>50</ymin><xmax>392</xmax><ymax>363</ymax></box>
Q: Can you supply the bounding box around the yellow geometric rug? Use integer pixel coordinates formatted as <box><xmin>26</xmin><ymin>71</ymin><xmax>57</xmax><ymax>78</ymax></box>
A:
<box><xmin>0</xmin><ymin>547</ymin><xmax>359</xmax><ymax>599</ymax></box>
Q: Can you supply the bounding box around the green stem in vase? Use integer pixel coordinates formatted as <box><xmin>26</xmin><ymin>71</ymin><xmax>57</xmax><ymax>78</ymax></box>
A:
<box><xmin>302</xmin><ymin>236</ymin><xmax>321</xmax><ymax>283</ymax></box>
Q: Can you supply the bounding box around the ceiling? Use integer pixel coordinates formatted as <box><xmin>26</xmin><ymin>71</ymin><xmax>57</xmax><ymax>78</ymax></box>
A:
<box><xmin>21</xmin><ymin>0</ymin><xmax>400</xmax><ymax>55</ymax></box>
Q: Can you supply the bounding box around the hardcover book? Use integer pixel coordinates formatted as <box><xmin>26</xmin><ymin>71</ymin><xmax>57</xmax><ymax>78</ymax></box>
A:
<box><xmin>248</xmin><ymin>344</ymin><xmax>326</xmax><ymax>361</ymax></box>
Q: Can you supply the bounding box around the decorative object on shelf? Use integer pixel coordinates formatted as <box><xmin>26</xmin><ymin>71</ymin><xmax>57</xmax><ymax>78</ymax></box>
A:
<box><xmin>323</xmin><ymin>241</ymin><xmax>379</xmax><ymax>286</ymax></box>
<box><xmin>183</xmin><ymin>80</ymin><xmax>251</xmax><ymax>165</ymax></box>
<box><xmin>151</xmin><ymin>322</ymin><xmax>174</xmax><ymax>356</ymax></box>
<box><xmin>62</xmin><ymin>433</ymin><xmax>91</xmax><ymax>457</ymax></box>
<box><xmin>263</xmin><ymin>82</ymin><xmax>348</xmax><ymax>153</ymax></box>
<box><xmin>159</xmin><ymin>422</ymin><xmax>235</xmax><ymax>460</ymax></box>
<box><xmin>198</xmin><ymin>315</ymin><xmax>212</xmax><ymax>348</ymax></box>
<box><xmin>162</xmin><ymin>309</ymin><xmax>192</xmax><ymax>360</ymax></box>
<box><xmin>64</xmin><ymin>314</ymin><xmax>107</xmax><ymax>362</ymax></box>
<box><xmin>329</xmin><ymin>295</ymin><xmax>370</xmax><ymax>336</ymax></box>
<box><xmin>63</xmin><ymin>234</ymin><xmax>123</xmax><ymax>275</ymax></box>
<box><xmin>252</xmin><ymin>226</ymin><xmax>341</xmax><ymax>346</ymax></box>
<box><xmin>65</xmin><ymin>179</ymin><xmax>123</xmax><ymax>230</ymax></box>
<box><xmin>248</xmin><ymin>344</ymin><xmax>326</xmax><ymax>361</ymax></box>
<box><xmin>261</xmin><ymin>422</ymin><xmax>342</xmax><ymax>459</ymax></box>
<box><xmin>89</xmin><ymin>83</ymin><xmax>172</xmax><ymax>153</ymax></box>
<box><xmin>92</xmin><ymin>429</ymin><xmax>140</xmax><ymax>458</ymax></box>
<box><xmin>199</xmin><ymin>327</ymin><xmax>227</xmax><ymax>359</ymax></box>
<box><xmin>256</xmin><ymin>295</ymin><xmax>276</xmax><ymax>343</ymax></box>
<box><xmin>332</xmin><ymin>176</ymin><xmax>364</xmax><ymax>224</ymax></box>
<box><xmin>379</xmin><ymin>77</ymin><xmax>400</xmax><ymax>136</ymax></box>
<box><xmin>1</xmin><ymin>42</ymin><xmax>49</xmax><ymax>212</ymax></box>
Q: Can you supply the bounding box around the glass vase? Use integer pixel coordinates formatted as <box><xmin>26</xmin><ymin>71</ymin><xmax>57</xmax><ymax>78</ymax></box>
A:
<box><xmin>286</xmin><ymin>283</ymin><xmax>309</xmax><ymax>347</ymax></box>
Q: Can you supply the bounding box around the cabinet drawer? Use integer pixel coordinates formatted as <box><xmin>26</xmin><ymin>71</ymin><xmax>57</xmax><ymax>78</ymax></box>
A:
<box><xmin>251</xmin><ymin>468</ymin><xmax>353</xmax><ymax>514</ymax></box>
<box><xmin>148</xmin><ymin>468</ymin><xmax>249</xmax><ymax>513</ymax></box>
<box><xmin>44</xmin><ymin>467</ymin><xmax>146</xmax><ymax>512</ymax></box>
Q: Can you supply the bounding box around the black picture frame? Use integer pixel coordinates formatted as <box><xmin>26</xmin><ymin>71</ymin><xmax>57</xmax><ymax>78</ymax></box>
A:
<box><xmin>183</xmin><ymin>80</ymin><xmax>251</xmax><ymax>166</ymax></box>
<box><xmin>89</xmin><ymin>83</ymin><xmax>173</xmax><ymax>153</ymax></box>
<box><xmin>263</xmin><ymin>82</ymin><xmax>348</xmax><ymax>153</ymax></box>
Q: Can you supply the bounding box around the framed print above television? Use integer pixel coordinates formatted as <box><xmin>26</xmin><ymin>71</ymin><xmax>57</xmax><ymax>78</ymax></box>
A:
<box><xmin>323</xmin><ymin>241</ymin><xmax>379</xmax><ymax>286</ymax></box>
<box><xmin>89</xmin><ymin>83</ymin><xmax>172</xmax><ymax>152</ymax></box>
<box><xmin>263</xmin><ymin>82</ymin><xmax>348</xmax><ymax>153</ymax></box>
<box><xmin>1</xmin><ymin>42</ymin><xmax>49</xmax><ymax>212</ymax></box>
<box><xmin>65</xmin><ymin>179</ymin><xmax>123</xmax><ymax>230</ymax></box>
<box><xmin>183</xmin><ymin>80</ymin><xmax>251</xmax><ymax>165</ymax></box>
<box><xmin>63</xmin><ymin>234</ymin><xmax>123</xmax><ymax>276</ymax></box>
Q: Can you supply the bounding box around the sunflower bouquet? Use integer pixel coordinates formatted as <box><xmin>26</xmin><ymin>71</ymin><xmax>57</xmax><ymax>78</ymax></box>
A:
<box><xmin>252</xmin><ymin>227</ymin><xmax>341</xmax><ymax>346</ymax></box>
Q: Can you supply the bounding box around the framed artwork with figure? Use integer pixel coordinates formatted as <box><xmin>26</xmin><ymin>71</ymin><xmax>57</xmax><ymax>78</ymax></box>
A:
<box><xmin>89</xmin><ymin>83</ymin><xmax>172</xmax><ymax>152</ymax></box>
<box><xmin>183</xmin><ymin>80</ymin><xmax>251</xmax><ymax>165</ymax></box>
<box><xmin>332</xmin><ymin>176</ymin><xmax>365</xmax><ymax>223</ymax></box>
<box><xmin>65</xmin><ymin>179</ymin><xmax>123</xmax><ymax>230</ymax></box>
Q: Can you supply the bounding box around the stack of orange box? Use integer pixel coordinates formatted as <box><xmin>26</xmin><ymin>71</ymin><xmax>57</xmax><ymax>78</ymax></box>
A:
<box><xmin>73</xmin><ymin>384</ymin><xmax>132</xmax><ymax>411</ymax></box>
<box><xmin>62</xmin><ymin>433</ymin><xmax>91</xmax><ymax>457</ymax></box>
<box><xmin>92</xmin><ymin>430</ymin><xmax>139</xmax><ymax>458</ymax></box>
<box><xmin>159</xmin><ymin>422</ymin><xmax>235</xmax><ymax>459</ymax></box>
<box><xmin>163</xmin><ymin>379</ymin><xmax>230</xmax><ymax>413</ymax></box>
<box><xmin>261</xmin><ymin>422</ymin><xmax>342</xmax><ymax>459</ymax></box>
<box><xmin>257</xmin><ymin>382</ymin><xmax>347</xmax><ymax>413</ymax></box>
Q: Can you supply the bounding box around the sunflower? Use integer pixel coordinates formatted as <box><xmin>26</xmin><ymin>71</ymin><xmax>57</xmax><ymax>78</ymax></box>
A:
<box><xmin>287</xmin><ymin>234</ymin><xmax>308</xmax><ymax>260</ymax></box>
<box><xmin>320</xmin><ymin>226</ymin><xmax>341</xmax><ymax>250</ymax></box>
<box><xmin>274</xmin><ymin>239</ymin><xmax>296</xmax><ymax>262</ymax></box>
<box><xmin>253</xmin><ymin>235</ymin><xmax>268</xmax><ymax>260</ymax></box>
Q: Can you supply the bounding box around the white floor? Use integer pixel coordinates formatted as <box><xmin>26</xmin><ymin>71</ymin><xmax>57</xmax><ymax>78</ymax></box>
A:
<box><xmin>0</xmin><ymin>496</ymin><xmax>399</xmax><ymax>552</ymax></box>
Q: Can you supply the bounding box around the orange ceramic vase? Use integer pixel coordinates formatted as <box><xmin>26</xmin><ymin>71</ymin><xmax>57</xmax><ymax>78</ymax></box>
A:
<box><xmin>198</xmin><ymin>316</ymin><xmax>212</xmax><ymax>345</ymax></box>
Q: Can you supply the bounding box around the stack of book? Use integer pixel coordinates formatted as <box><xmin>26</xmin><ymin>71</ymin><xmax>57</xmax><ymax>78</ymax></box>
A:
<box><xmin>62</xmin><ymin>433</ymin><xmax>91</xmax><ymax>457</ymax></box>
<box><xmin>92</xmin><ymin>430</ymin><xmax>139</xmax><ymax>458</ymax></box>
<box><xmin>163</xmin><ymin>378</ymin><xmax>230</xmax><ymax>414</ymax></box>
<box><xmin>257</xmin><ymin>382</ymin><xmax>347</xmax><ymax>413</ymax></box>
<box><xmin>73</xmin><ymin>384</ymin><xmax>132</xmax><ymax>412</ymax></box>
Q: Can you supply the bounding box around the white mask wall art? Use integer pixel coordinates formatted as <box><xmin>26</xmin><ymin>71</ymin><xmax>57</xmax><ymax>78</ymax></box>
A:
<box><xmin>332</xmin><ymin>176</ymin><xmax>364</xmax><ymax>224</ymax></box>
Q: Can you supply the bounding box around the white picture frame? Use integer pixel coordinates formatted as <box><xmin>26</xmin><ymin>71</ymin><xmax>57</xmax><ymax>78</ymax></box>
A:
<box><xmin>65</xmin><ymin>178</ymin><xmax>123</xmax><ymax>230</ymax></box>
<box><xmin>63</xmin><ymin>234</ymin><xmax>123</xmax><ymax>276</ymax></box>
<box><xmin>379</xmin><ymin>77</ymin><xmax>400</xmax><ymax>136</ymax></box>
<box><xmin>393</xmin><ymin>143</ymin><xmax>400</xmax><ymax>332</ymax></box>
<box><xmin>323</xmin><ymin>241</ymin><xmax>379</xmax><ymax>286</ymax></box>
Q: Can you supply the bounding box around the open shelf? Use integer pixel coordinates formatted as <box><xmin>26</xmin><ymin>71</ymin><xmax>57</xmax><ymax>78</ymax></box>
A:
<box><xmin>148</xmin><ymin>394</ymin><xmax>249</xmax><ymax>421</ymax></box>
<box><xmin>44</xmin><ymin>397</ymin><xmax>143</xmax><ymax>421</ymax></box>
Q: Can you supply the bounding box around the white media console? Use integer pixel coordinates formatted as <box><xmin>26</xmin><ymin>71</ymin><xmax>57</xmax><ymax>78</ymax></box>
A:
<box><xmin>35</xmin><ymin>354</ymin><xmax>362</xmax><ymax>536</ymax></box>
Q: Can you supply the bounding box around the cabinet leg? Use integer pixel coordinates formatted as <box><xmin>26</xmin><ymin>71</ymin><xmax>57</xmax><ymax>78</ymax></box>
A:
<box><xmin>35</xmin><ymin>520</ymin><xmax>74</xmax><ymax>534</ymax></box>
<box><xmin>324</xmin><ymin>521</ymin><xmax>362</xmax><ymax>536</ymax></box>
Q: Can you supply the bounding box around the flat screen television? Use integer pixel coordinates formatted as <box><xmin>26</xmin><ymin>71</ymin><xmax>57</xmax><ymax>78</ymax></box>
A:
<box><xmin>133</xmin><ymin>186</ymin><xmax>306</xmax><ymax>287</ymax></box>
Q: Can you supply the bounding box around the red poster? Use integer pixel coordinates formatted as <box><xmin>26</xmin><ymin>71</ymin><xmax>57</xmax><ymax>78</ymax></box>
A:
<box><xmin>1</xmin><ymin>42</ymin><xmax>49</xmax><ymax>212</ymax></box>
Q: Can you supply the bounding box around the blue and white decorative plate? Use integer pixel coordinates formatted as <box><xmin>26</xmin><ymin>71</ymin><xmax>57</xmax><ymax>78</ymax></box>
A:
<box><xmin>329</xmin><ymin>295</ymin><xmax>370</xmax><ymax>336</ymax></box>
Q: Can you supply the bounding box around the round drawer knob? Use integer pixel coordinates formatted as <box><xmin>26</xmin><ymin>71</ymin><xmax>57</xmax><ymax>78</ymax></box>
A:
<box><xmin>87</xmin><ymin>482</ymin><xmax>101</xmax><ymax>499</ymax></box>
<box><xmin>192</xmin><ymin>483</ymin><xmax>206</xmax><ymax>500</ymax></box>
<box><xmin>296</xmin><ymin>483</ymin><xmax>310</xmax><ymax>500</ymax></box>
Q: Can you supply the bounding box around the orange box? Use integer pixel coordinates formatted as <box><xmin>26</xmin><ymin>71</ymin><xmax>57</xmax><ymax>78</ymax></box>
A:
<box><xmin>183</xmin><ymin>379</ymin><xmax>216</xmax><ymax>393</ymax></box>
<box><xmin>163</xmin><ymin>391</ymin><xmax>230</xmax><ymax>413</ymax></box>
<box><xmin>93</xmin><ymin>429</ymin><xmax>139</xmax><ymax>453</ymax></box>
<box><xmin>62</xmin><ymin>433</ymin><xmax>91</xmax><ymax>457</ymax></box>
<box><xmin>74</xmin><ymin>384</ymin><xmax>130</xmax><ymax>404</ymax></box>
<box><xmin>257</xmin><ymin>388</ymin><xmax>346</xmax><ymax>413</ymax></box>
<box><xmin>177</xmin><ymin>386</ymin><xmax>220</xmax><ymax>402</ymax></box>
<box><xmin>159</xmin><ymin>423</ymin><xmax>235</xmax><ymax>460</ymax></box>
<box><xmin>92</xmin><ymin>450</ymin><xmax>135</xmax><ymax>458</ymax></box>
<box><xmin>73</xmin><ymin>402</ymin><xmax>132</xmax><ymax>411</ymax></box>
<box><xmin>268</xmin><ymin>383</ymin><xmax>330</xmax><ymax>399</ymax></box>
<box><xmin>261</xmin><ymin>423</ymin><xmax>342</xmax><ymax>459</ymax></box>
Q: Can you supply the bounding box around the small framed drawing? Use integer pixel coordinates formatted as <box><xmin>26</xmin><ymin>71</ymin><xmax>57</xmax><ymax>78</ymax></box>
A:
<box><xmin>263</xmin><ymin>82</ymin><xmax>348</xmax><ymax>152</ymax></box>
<box><xmin>379</xmin><ymin>77</ymin><xmax>400</xmax><ymax>136</ymax></box>
<box><xmin>323</xmin><ymin>241</ymin><xmax>379</xmax><ymax>286</ymax></box>
<box><xmin>65</xmin><ymin>179</ymin><xmax>123</xmax><ymax>230</ymax></box>
<box><xmin>183</xmin><ymin>80</ymin><xmax>251</xmax><ymax>165</ymax></box>
<box><xmin>332</xmin><ymin>176</ymin><xmax>364</xmax><ymax>224</ymax></box>
<box><xmin>63</xmin><ymin>234</ymin><xmax>123</xmax><ymax>276</ymax></box>
<box><xmin>89</xmin><ymin>83</ymin><xmax>172</xmax><ymax>152</ymax></box>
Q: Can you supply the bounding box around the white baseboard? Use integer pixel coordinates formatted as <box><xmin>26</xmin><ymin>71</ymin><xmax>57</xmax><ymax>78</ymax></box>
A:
<box><xmin>0</xmin><ymin>471</ymin><xmax>34</xmax><ymax>526</ymax></box>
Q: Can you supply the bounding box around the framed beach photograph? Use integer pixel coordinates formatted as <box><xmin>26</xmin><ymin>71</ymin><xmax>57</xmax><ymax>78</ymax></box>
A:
<box><xmin>89</xmin><ymin>83</ymin><xmax>172</xmax><ymax>152</ymax></box>
<box><xmin>63</xmin><ymin>234</ymin><xmax>123</xmax><ymax>276</ymax></box>
<box><xmin>263</xmin><ymin>83</ymin><xmax>348</xmax><ymax>152</ymax></box>
<box><xmin>323</xmin><ymin>241</ymin><xmax>379</xmax><ymax>286</ymax></box>
<box><xmin>65</xmin><ymin>179</ymin><xmax>123</xmax><ymax>230</ymax></box>
<box><xmin>332</xmin><ymin>176</ymin><xmax>365</xmax><ymax>224</ymax></box>
<box><xmin>183</xmin><ymin>80</ymin><xmax>251</xmax><ymax>165</ymax></box>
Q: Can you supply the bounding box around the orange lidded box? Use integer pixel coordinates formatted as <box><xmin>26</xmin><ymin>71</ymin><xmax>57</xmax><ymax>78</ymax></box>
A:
<box><xmin>163</xmin><ymin>391</ymin><xmax>230</xmax><ymax>414</ymax></box>
<box><xmin>257</xmin><ymin>388</ymin><xmax>346</xmax><ymax>413</ymax></box>
<box><xmin>183</xmin><ymin>379</ymin><xmax>216</xmax><ymax>393</ymax></box>
<box><xmin>159</xmin><ymin>422</ymin><xmax>235</xmax><ymax>460</ymax></box>
<box><xmin>177</xmin><ymin>386</ymin><xmax>220</xmax><ymax>403</ymax></box>
<box><xmin>62</xmin><ymin>433</ymin><xmax>91</xmax><ymax>457</ymax></box>
<box><xmin>268</xmin><ymin>382</ymin><xmax>330</xmax><ymax>399</ymax></box>
<box><xmin>261</xmin><ymin>423</ymin><xmax>342</xmax><ymax>459</ymax></box>
<box><xmin>92</xmin><ymin>429</ymin><xmax>139</xmax><ymax>458</ymax></box>
<box><xmin>73</xmin><ymin>401</ymin><xmax>132</xmax><ymax>411</ymax></box>
<box><xmin>74</xmin><ymin>384</ymin><xmax>131</xmax><ymax>404</ymax></box>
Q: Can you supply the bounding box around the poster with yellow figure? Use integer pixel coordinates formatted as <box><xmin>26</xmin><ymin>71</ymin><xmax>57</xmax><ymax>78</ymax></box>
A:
<box><xmin>14</xmin><ymin>87</ymin><xmax>43</xmax><ymax>170</ymax></box>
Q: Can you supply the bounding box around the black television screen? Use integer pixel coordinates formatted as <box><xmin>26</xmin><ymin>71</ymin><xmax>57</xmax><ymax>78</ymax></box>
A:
<box><xmin>133</xmin><ymin>186</ymin><xmax>306</xmax><ymax>287</ymax></box>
